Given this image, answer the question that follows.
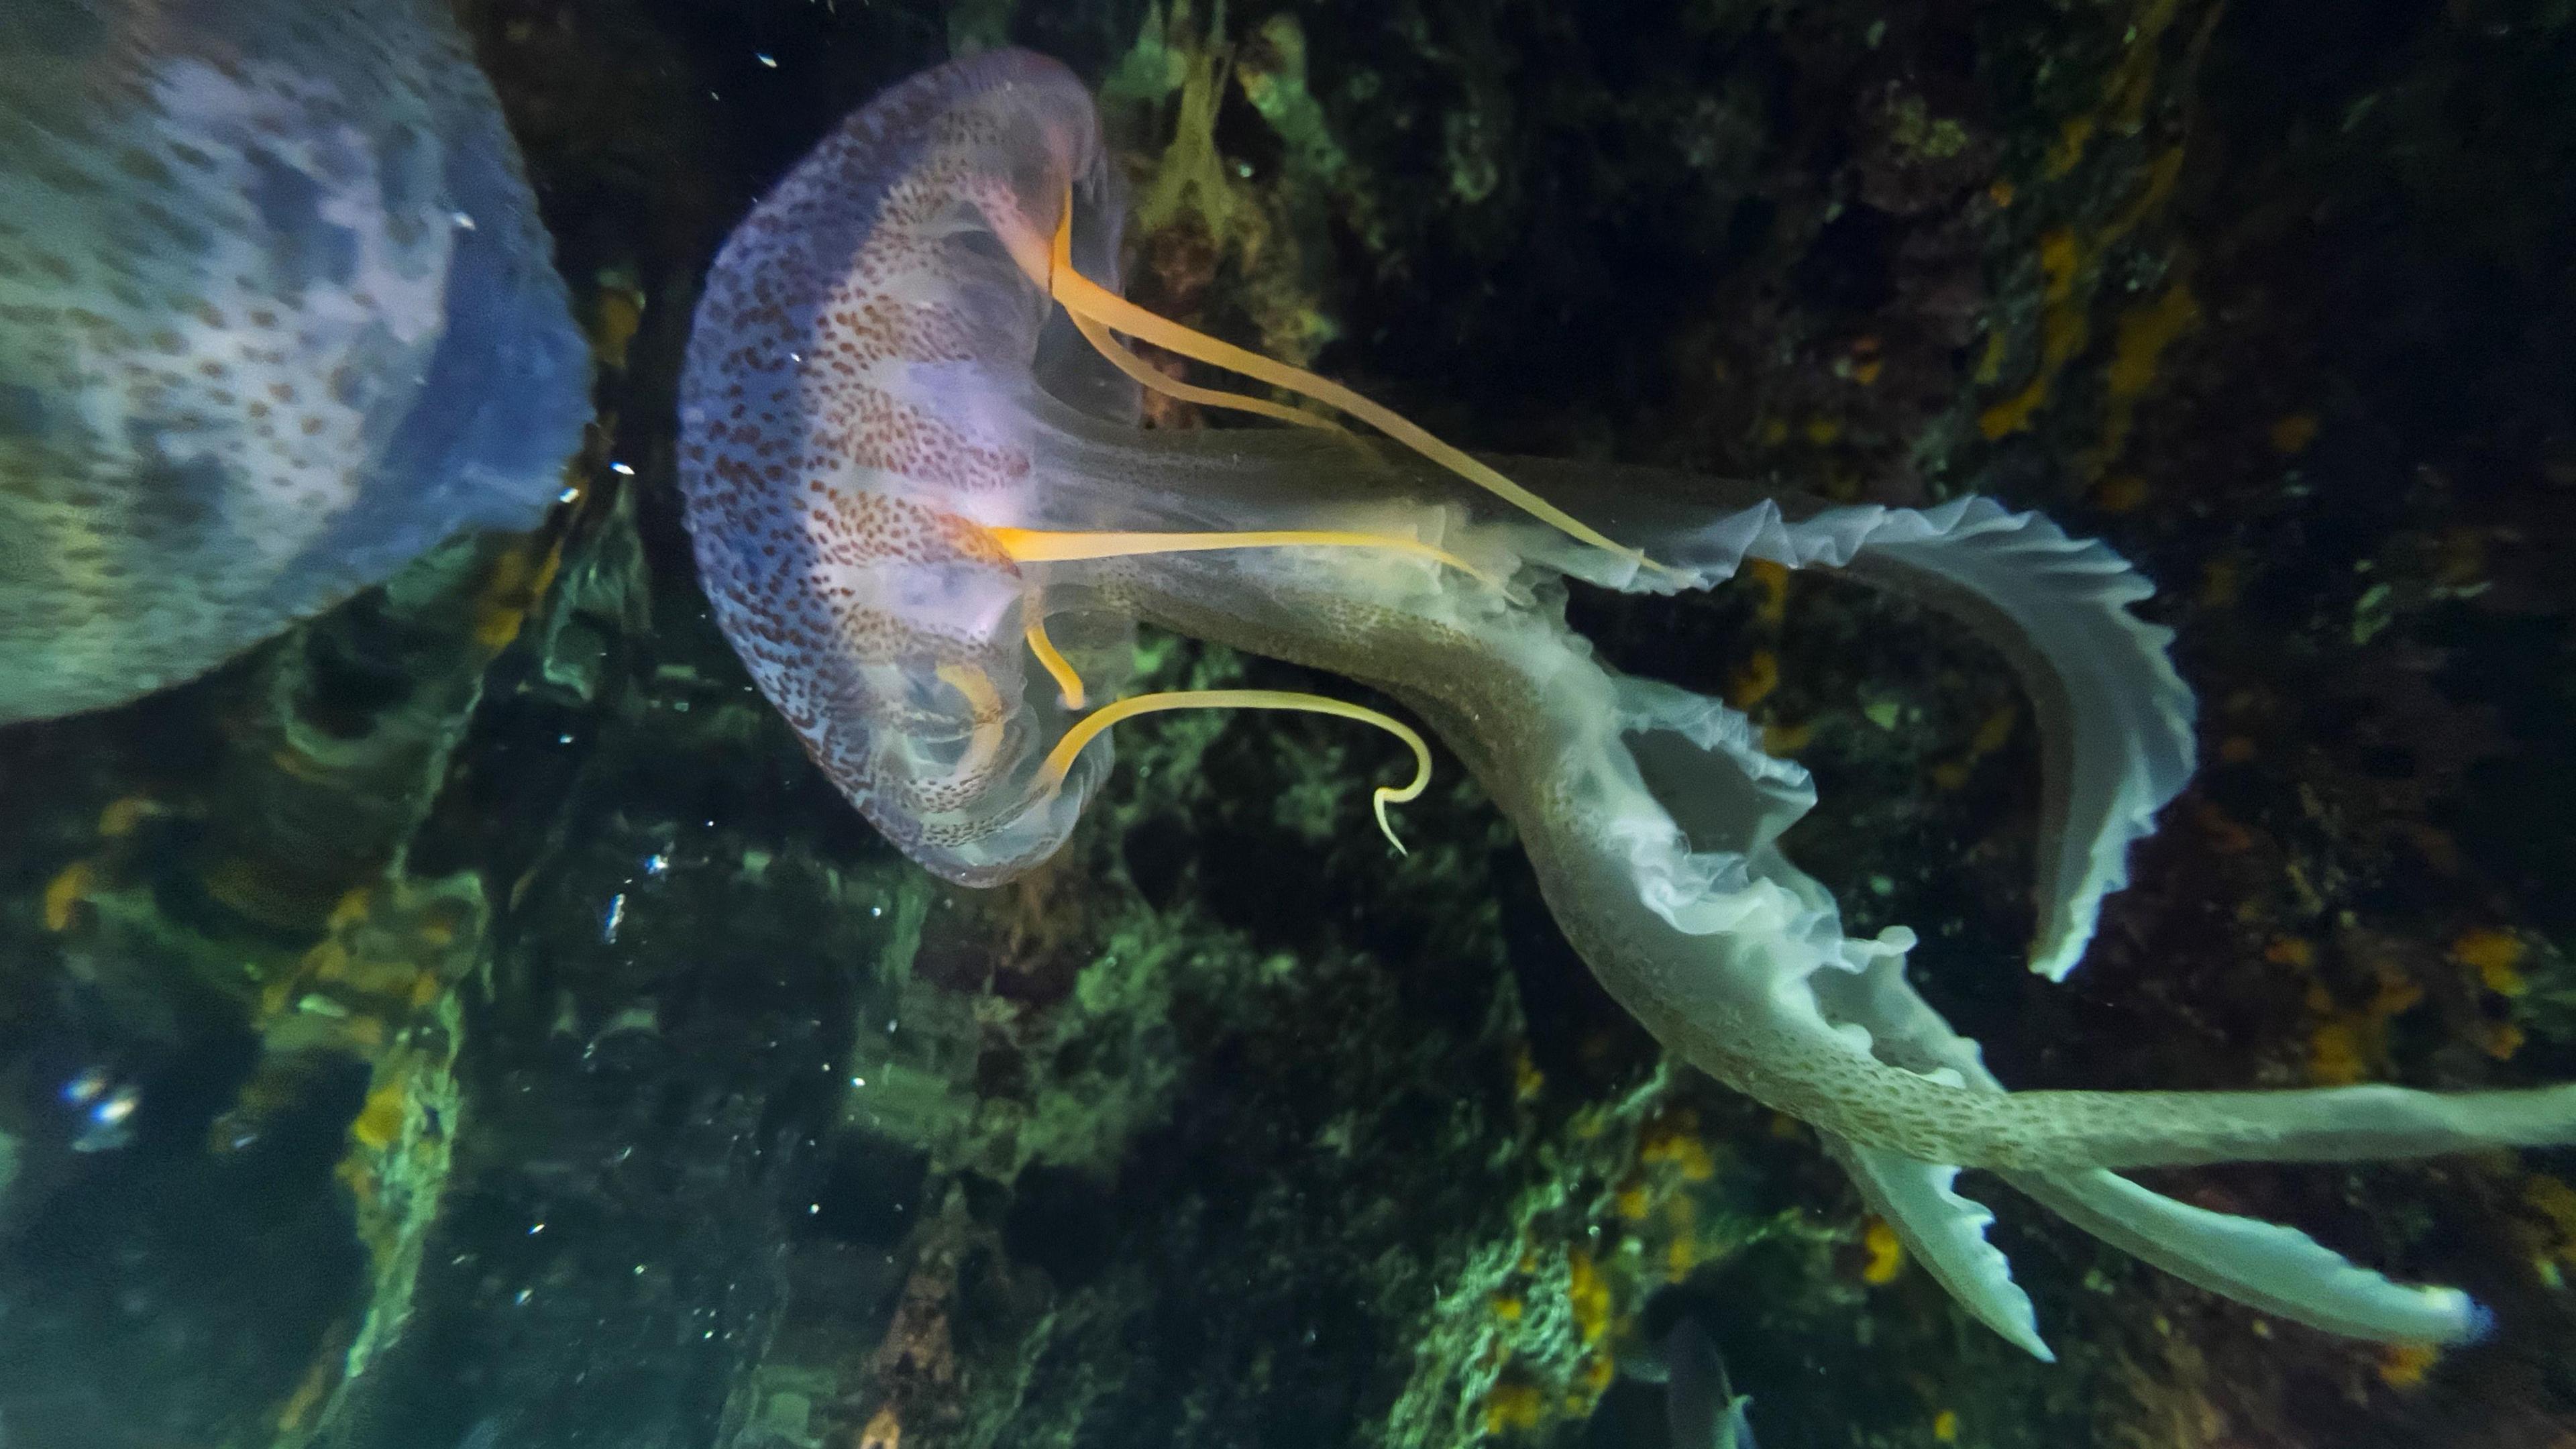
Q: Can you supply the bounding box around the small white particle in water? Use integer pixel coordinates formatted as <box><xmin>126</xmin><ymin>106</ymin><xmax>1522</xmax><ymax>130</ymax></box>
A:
<box><xmin>849</xmin><ymin>1076</ymin><xmax>865</xmax><ymax>1088</ymax></box>
<box><xmin>516</xmin><ymin>1289</ymin><xmax>533</xmax><ymax>1305</ymax></box>
<box><xmin>869</xmin><ymin>906</ymin><xmax>882</xmax><ymax>918</ymax></box>
<box><xmin>557</xmin><ymin>486</ymin><xmax>579</xmax><ymax>503</ymax></box>
<box><xmin>94</xmin><ymin>1087</ymin><xmax>138</xmax><ymax>1126</ymax></box>
<box><xmin>757</xmin><ymin>52</ymin><xmax>777</xmax><ymax>67</ymax></box>
<box><xmin>635</xmin><ymin>1264</ymin><xmax>647</xmax><ymax>1275</ymax></box>
<box><xmin>602</xmin><ymin>894</ymin><xmax>627</xmax><ymax>943</ymax></box>
<box><xmin>529</xmin><ymin>1222</ymin><xmax>545</xmax><ymax>1235</ymax></box>
<box><xmin>643</xmin><ymin>853</ymin><xmax>669</xmax><ymax>877</ymax></box>
<box><xmin>557</xmin><ymin>733</ymin><xmax>575</xmax><ymax>745</ymax></box>
<box><xmin>610</xmin><ymin>461</ymin><xmax>636</xmax><ymax>476</ymax></box>
<box><xmin>808</xmin><ymin>1202</ymin><xmax>820</xmax><ymax>1215</ymax></box>
<box><xmin>452</xmin><ymin>211</ymin><xmax>478</xmax><ymax>231</ymax></box>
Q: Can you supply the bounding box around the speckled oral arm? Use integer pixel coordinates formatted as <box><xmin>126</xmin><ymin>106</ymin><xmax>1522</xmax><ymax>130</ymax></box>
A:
<box><xmin>1022</xmin><ymin>422</ymin><xmax>2564</xmax><ymax>1352</ymax></box>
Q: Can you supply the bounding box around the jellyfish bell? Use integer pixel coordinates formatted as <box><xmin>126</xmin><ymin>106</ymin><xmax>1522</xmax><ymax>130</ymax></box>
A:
<box><xmin>679</xmin><ymin>50</ymin><xmax>1131</xmax><ymax>883</ymax></box>
<box><xmin>680</xmin><ymin>49</ymin><xmax>1534</xmax><ymax>881</ymax></box>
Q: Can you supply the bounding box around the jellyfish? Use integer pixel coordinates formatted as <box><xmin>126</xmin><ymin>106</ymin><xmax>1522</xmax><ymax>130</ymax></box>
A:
<box><xmin>677</xmin><ymin>48</ymin><xmax>2576</xmax><ymax>1357</ymax></box>
<box><xmin>0</xmin><ymin>0</ymin><xmax>592</xmax><ymax>724</ymax></box>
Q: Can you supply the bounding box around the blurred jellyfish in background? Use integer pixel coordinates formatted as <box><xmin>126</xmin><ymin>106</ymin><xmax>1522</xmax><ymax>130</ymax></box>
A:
<box><xmin>0</xmin><ymin>0</ymin><xmax>591</xmax><ymax>724</ymax></box>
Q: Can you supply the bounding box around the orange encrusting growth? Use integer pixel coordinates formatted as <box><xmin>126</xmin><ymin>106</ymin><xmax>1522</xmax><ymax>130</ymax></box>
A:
<box><xmin>1860</xmin><ymin>1217</ymin><xmax>1906</xmax><ymax>1284</ymax></box>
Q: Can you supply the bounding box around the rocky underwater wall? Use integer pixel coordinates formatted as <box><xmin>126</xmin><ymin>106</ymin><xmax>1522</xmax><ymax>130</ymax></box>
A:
<box><xmin>1</xmin><ymin>3</ymin><xmax>2573</xmax><ymax>1449</ymax></box>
